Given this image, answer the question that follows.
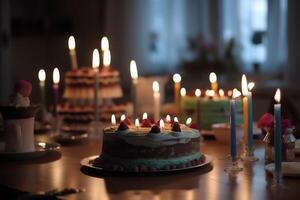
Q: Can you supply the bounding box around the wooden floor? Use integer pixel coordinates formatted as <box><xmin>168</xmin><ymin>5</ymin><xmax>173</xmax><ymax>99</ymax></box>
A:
<box><xmin>0</xmin><ymin>134</ymin><xmax>300</xmax><ymax>200</ymax></box>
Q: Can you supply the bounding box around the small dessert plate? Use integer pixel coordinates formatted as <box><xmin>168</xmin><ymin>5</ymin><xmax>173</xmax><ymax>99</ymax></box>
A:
<box><xmin>265</xmin><ymin>162</ymin><xmax>300</xmax><ymax>178</ymax></box>
<box><xmin>0</xmin><ymin>141</ymin><xmax>60</xmax><ymax>160</ymax></box>
<box><xmin>53</xmin><ymin>131</ymin><xmax>88</xmax><ymax>144</ymax></box>
<box><xmin>80</xmin><ymin>154</ymin><xmax>213</xmax><ymax>174</ymax></box>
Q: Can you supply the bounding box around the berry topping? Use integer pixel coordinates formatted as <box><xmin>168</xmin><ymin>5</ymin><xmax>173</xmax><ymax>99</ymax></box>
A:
<box><xmin>123</xmin><ymin>117</ymin><xmax>131</xmax><ymax>125</ymax></box>
<box><xmin>117</xmin><ymin>121</ymin><xmax>129</xmax><ymax>131</ymax></box>
<box><xmin>15</xmin><ymin>80</ymin><xmax>32</xmax><ymax>97</ymax></box>
<box><xmin>141</xmin><ymin>119</ymin><xmax>152</xmax><ymax>127</ymax></box>
<box><xmin>172</xmin><ymin>122</ymin><xmax>181</xmax><ymax>132</ymax></box>
<box><xmin>150</xmin><ymin>125</ymin><xmax>161</xmax><ymax>133</ymax></box>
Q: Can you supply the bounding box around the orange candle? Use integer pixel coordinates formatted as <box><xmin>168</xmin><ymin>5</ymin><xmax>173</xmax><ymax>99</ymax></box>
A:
<box><xmin>241</xmin><ymin>75</ymin><xmax>249</xmax><ymax>147</ymax></box>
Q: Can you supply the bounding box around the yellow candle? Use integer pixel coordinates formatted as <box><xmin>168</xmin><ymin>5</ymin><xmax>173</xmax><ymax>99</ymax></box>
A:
<box><xmin>173</xmin><ymin>73</ymin><xmax>181</xmax><ymax>112</ymax></box>
<box><xmin>241</xmin><ymin>74</ymin><xmax>249</xmax><ymax>147</ymax></box>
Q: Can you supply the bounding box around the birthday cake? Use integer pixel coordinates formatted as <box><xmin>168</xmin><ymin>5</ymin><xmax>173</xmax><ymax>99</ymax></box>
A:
<box><xmin>93</xmin><ymin>120</ymin><xmax>204</xmax><ymax>172</ymax></box>
<box><xmin>181</xmin><ymin>95</ymin><xmax>243</xmax><ymax>130</ymax></box>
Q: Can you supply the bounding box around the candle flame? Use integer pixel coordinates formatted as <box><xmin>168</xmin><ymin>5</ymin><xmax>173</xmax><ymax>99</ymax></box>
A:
<box><xmin>130</xmin><ymin>60</ymin><xmax>138</xmax><ymax>79</ymax></box>
<box><xmin>186</xmin><ymin>117</ymin><xmax>192</xmax><ymax>125</ymax></box>
<box><xmin>68</xmin><ymin>36</ymin><xmax>75</xmax><ymax>50</ymax></box>
<box><xmin>195</xmin><ymin>89</ymin><xmax>201</xmax><ymax>97</ymax></box>
<box><xmin>135</xmin><ymin>118</ymin><xmax>140</xmax><ymax>128</ymax></box>
<box><xmin>111</xmin><ymin>114</ymin><xmax>116</xmax><ymax>125</ymax></box>
<box><xmin>53</xmin><ymin>67</ymin><xmax>60</xmax><ymax>84</ymax></box>
<box><xmin>142</xmin><ymin>112</ymin><xmax>148</xmax><ymax>120</ymax></box>
<box><xmin>101</xmin><ymin>36</ymin><xmax>109</xmax><ymax>51</ymax></box>
<box><xmin>205</xmin><ymin>89</ymin><xmax>210</xmax><ymax>96</ymax></box>
<box><xmin>120</xmin><ymin>114</ymin><xmax>126</xmax><ymax>121</ymax></box>
<box><xmin>209</xmin><ymin>72</ymin><xmax>217</xmax><ymax>83</ymax></box>
<box><xmin>241</xmin><ymin>74</ymin><xmax>248</xmax><ymax>96</ymax></box>
<box><xmin>38</xmin><ymin>69</ymin><xmax>46</xmax><ymax>82</ymax></box>
<box><xmin>103</xmin><ymin>50</ymin><xmax>111</xmax><ymax>68</ymax></box>
<box><xmin>232</xmin><ymin>88</ymin><xmax>241</xmax><ymax>99</ymax></box>
<box><xmin>92</xmin><ymin>49</ymin><xmax>100</xmax><ymax>69</ymax></box>
<box><xmin>219</xmin><ymin>89</ymin><xmax>225</xmax><ymax>97</ymax></box>
<box><xmin>248</xmin><ymin>82</ymin><xmax>255</xmax><ymax>91</ymax></box>
<box><xmin>159</xmin><ymin>119</ymin><xmax>165</xmax><ymax>129</ymax></box>
<box><xmin>180</xmin><ymin>87</ymin><xmax>186</xmax><ymax>97</ymax></box>
<box><xmin>152</xmin><ymin>81</ymin><xmax>159</xmax><ymax>92</ymax></box>
<box><xmin>227</xmin><ymin>90</ymin><xmax>233</xmax><ymax>97</ymax></box>
<box><xmin>166</xmin><ymin>114</ymin><xmax>171</xmax><ymax>122</ymax></box>
<box><xmin>172</xmin><ymin>73</ymin><xmax>182</xmax><ymax>83</ymax></box>
<box><xmin>174</xmin><ymin>117</ymin><xmax>179</xmax><ymax>122</ymax></box>
<box><xmin>208</xmin><ymin>90</ymin><xmax>215</xmax><ymax>97</ymax></box>
<box><xmin>274</xmin><ymin>88</ymin><xmax>281</xmax><ymax>103</ymax></box>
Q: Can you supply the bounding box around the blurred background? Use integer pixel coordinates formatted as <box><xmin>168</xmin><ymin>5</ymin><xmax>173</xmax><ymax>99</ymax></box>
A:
<box><xmin>0</xmin><ymin>0</ymin><xmax>299</xmax><ymax>121</ymax></box>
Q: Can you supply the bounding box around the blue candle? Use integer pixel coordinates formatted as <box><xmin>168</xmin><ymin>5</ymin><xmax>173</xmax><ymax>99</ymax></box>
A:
<box><xmin>247</xmin><ymin>92</ymin><xmax>253</xmax><ymax>152</ymax></box>
<box><xmin>230</xmin><ymin>98</ymin><xmax>237</xmax><ymax>162</ymax></box>
<box><xmin>274</xmin><ymin>89</ymin><xmax>282</xmax><ymax>177</ymax></box>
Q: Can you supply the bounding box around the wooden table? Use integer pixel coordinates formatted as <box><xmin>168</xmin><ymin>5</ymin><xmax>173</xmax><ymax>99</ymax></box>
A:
<box><xmin>0</xmin><ymin>135</ymin><xmax>300</xmax><ymax>200</ymax></box>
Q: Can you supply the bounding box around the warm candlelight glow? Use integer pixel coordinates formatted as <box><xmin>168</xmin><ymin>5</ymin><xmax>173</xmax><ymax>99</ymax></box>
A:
<box><xmin>101</xmin><ymin>36</ymin><xmax>109</xmax><ymax>51</ymax></box>
<box><xmin>208</xmin><ymin>90</ymin><xmax>215</xmax><ymax>97</ymax></box>
<box><xmin>120</xmin><ymin>114</ymin><xmax>126</xmax><ymax>121</ymax></box>
<box><xmin>205</xmin><ymin>89</ymin><xmax>210</xmax><ymax>96</ymax></box>
<box><xmin>227</xmin><ymin>90</ymin><xmax>233</xmax><ymax>97</ymax></box>
<box><xmin>130</xmin><ymin>60</ymin><xmax>138</xmax><ymax>79</ymax></box>
<box><xmin>68</xmin><ymin>36</ymin><xmax>75</xmax><ymax>50</ymax></box>
<box><xmin>38</xmin><ymin>69</ymin><xmax>46</xmax><ymax>82</ymax></box>
<box><xmin>174</xmin><ymin>117</ymin><xmax>179</xmax><ymax>122</ymax></box>
<box><xmin>274</xmin><ymin>88</ymin><xmax>281</xmax><ymax>103</ymax></box>
<box><xmin>142</xmin><ymin>112</ymin><xmax>148</xmax><ymax>120</ymax></box>
<box><xmin>53</xmin><ymin>68</ymin><xmax>60</xmax><ymax>84</ymax></box>
<box><xmin>209</xmin><ymin>72</ymin><xmax>217</xmax><ymax>83</ymax></box>
<box><xmin>111</xmin><ymin>114</ymin><xmax>116</xmax><ymax>125</ymax></box>
<box><xmin>219</xmin><ymin>89</ymin><xmax>225</xmax><ymax>97</ymax></box>
<box><xmin>152</xmin><ymin>81</ymin><xmax>160</xmax><ymax>92</ymax></box>
<box><xmin>135</xmin><ymin>118</ymin><xmax>140</xmax><ymax>128</ymax></box>
<box><xmin>166</xmin><ymin>114</ymin><xmax>171</xmax><ymax>122</ymax></box>
<box><xmin>186</xmin><ymin>117</ymin><xmax>192</xmax><ymax>125</ymax></box>
<box><xmin>159</xmin><ymin>119</ymin><xmax>165</xmax><ymax>129</ymax></box>
<box><xmin>241</xmin><ymin>74</ymin><xmax>248</xmax><ymax>96</ymax></box>
<box><xmin>232</xmin><ymin>88</ymin><xmax>241</xmax><ymax>99</ymax></box>
<box><xmin>92</xmin><ymin>49</ymin><xmax>100</xmax><ymax>69</ymax></box>
<box><xmin>180</xmin><ymin>87</ymin><xmax>186</xmax><ymax>97</ymax></box>
<box><xmin>103</xmin><ymin>50</ymin><xmax>111</xmax><ymax>68</ymax></box>
<box><xmin>172</xmin><ymin>73</ymin><xmax>181</xmax><ymax>83</ymax></box>
<box><xmin>248</xmin><ymin>82</ymin><xmax>255</xmax><ymax>91</ymax></box>
<box><xmin>195</xmin><ymin>89</ymin><xmax>201</xmax><ymax>97</ymax></box>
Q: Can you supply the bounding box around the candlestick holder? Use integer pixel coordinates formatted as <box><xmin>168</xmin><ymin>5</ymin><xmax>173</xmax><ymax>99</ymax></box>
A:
<box><xmin>241</xmin><ymin>145</ymin><xmax>259</xmax><ymax>162</ymax></box>
<box><xmin>224</xmin><ymin>160</ymin><xmax>243</xmax><ymax>174</ymax></box>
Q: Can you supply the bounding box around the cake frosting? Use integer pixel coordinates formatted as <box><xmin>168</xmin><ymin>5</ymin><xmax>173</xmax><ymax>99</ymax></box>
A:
<box><xmin>93</xmin><ymin>121</ymin><xmax>203</xmax><ymax>172</ymax></box>
<box><xmin>8</xmin><ymin>80</ymin><xmax>32</xmax><ymax>107</ymax></box>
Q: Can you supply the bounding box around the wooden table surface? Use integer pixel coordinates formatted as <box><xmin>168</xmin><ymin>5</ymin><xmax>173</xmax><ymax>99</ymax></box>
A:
<box><xmin>0</xmin><ymin>135</ymin><xmax>300</xmax><ymax>200</ymax></box>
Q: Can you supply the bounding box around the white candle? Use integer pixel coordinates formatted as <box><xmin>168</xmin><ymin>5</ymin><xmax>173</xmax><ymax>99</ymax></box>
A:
<box><xmin>142</xmin><ymin>112</ymin><xmax>148</xmax><ymax>120</ymax></box>
<box><xmin>159</xmin><ymin>119</ymin><xmax>165</xmax><ymax>129</ymax></box>
<box><xmin>111</xmin><ymin>114</ymin><xmax>116</xmax><ymax>126</ymax></box>
<box><xmin>195</xmin><ymin>88</ymin><xmax>201</xmax><ymax>126</ymax></box>
<box><xmin>130</xmin><ymin>60</ymin><xmax>139</xmax><ymax>118</ymax></box>
<box><xmin>52</xmin><ymin>68</ymin><xmax>60</xmax><ymax>117</ymax></box>
<box><xmin>174</xmin><ymin>117</ymin><xmax>179</xmax><ymax>122</ymax></box>
<box><xmin>166</xmin><ymin>114</ymin><xmax>171</xmax><ymax>123</ymax></box>
<box><xmin>186</xmin><ymin>117</ymin><xmax>192</xmax><ymax>126</ymax></box>
<box><xmin>68</xmin><ymin>36</ymin><xmax>78</xmax><ymax>70</ymax></box>
<box><xmin>101</xmin><ymin>36</ymin><xmax>109</xmax><ymax>51</ymax></box>
<box><xmin>173</xmin><ymin>73</ymin><xmax>181</xmax><ymax>111</ymax></box>
<box><xmin>92</xmin><ymin>49</ymin><xmax>100</xmax><ymax>122</ymax></box>
<box><xmin>135</xmin><ymin>118</ymin><xmax>140</xmax><ymax>128</ymax></box>
<box><xmin>120</xmin><ymin>114</ymin><xmax>126</xmax><ymax>122</ymax></box>
<box><xmin>152</xmin><ymin>81</ymin><xmax>160</xmax><ymax>121</ymax></box>
<box><xmin>103</xmin><ymin>49</ymin><xmax>111</xmax><ymax>70</ymax></box>
<box><xmin>180</xmin><ymin>87</ymin><xmax>186</xmax><ymax>113</ymax></box>
<box><xmin>38</xmin><ymin>69</ymin><xmax>46</xmax><ymax>120</ymax></box>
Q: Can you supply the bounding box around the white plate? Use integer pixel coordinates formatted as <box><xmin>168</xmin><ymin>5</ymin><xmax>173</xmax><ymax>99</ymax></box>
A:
<box><xmin>0</xmin><ymin>141</ymin><xmax>60</xmax><ymax>160</ymax></box>
<box><xmin>80</xmin><ymin>154</ymin><xmax>212</xmax><ymax>174</ymax></box>
<box><xmin>265</xmin><ymin>162</ymin><xmax>300</xmax><ymax>177</ymax></box>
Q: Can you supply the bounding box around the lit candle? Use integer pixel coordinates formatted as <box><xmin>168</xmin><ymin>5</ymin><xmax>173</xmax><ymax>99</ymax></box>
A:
<box><xmin>195</xmin><ymin>89</ymin><xmax>201</xmax><ymax>127</ymax></box>
<box><xmin>186</xmin><ymin>117</ymin><xmax>192</xmax><ymax>126</ymax></box>
<box><xmin>130</xmin><ymin>60</ymin><xmax>139</xmax><ymax>118</ymax></box>
<box><xmin>159</xmin><ymin>119</ymin><xmax>165</xmax><ymax>129</ymax></box>
<box><xmin>274</xmin><ymin>89</ymin><xmax>282</xmax><ymax>180</ymax></box>
<box><xmin>120</xmin><ymin>114</ymin><xmax>126</xmax><ymax>122</ymax></box>
<box><xmin>152</xmin><ymin>81</ymin><xmax>160</xmax><ymax>121</ymax></box>
<box><xmin>103</xmin><ymin>49</ymin><xmax>111</xmax><ymax>70</ymax></box>
<box><xmin>227</xmin><ymin>90</ymin><xmax>233</xmax><ymax>97</ymax></box>
<box><xmin>247</xmin><ymin>81</ymin><xmax>255</xmax><ymax>152</ymax></box>
<box><xmin>111</xmin><ymin>114</ymin><xmax>116</xmax><ymax>127</ymax></box>
<box><xmin>209</xmin><ymin>72</ymin><xmax>218</xmax><ymax>93</ymax></box>
<box><xmin>219</xmin><ymin>89</ymin><xmax>225</xmax><ymax>99</ymax></box>
<box><xmin>101</xmin><ymin>36</ymin><xmax>109</xmax><ymax>51</ymax></box>
<box><xmin>52</xmin><ymin>68</ymin><xmax>60</xmax><ymax>117</ymax></box>
<box><xmin>174</xmin><ymin>117</ymin><xmax>179</xmax><ymax>123</ymax></box>
<box><xmin>241</xmin><ymin>75</ymin><xmax>249</xmax><ymax>150</ymax></box>
<box><xmin>166</xmin><ymin>114</ymin><xmax>171</xmax><ymax>123</ymax></box>
<box><xmin>92</xmin><ymin>49</ymin><xmax>100</xmax><ymax>122</ymax></box>
<box><xmin>230</xmin><ymin>89</ymin><xmax>241</xmax><ymax>163</ymax></box>
<box><xmin>180</xmin><ymin>87</ymin><xmax>186</xmax><ymax>113</ymax></box>
<box><xmin>38</xmin><ymin>69</ymin><xmax>46</xmax><ymax>119</ymax></box>
<box><xmin>142</xmin><ymin>112</ymin><xmax>148</xmax><ymax>120</ymax></box>
<box><xmin>68</xmin><ymin>36</ymin><xmax>78</xmax><ymax>70</ymax></box>
<box><xmin>173</xmin><ymin>73</ymin><xmax>181</xmax><ymax>112</ymax></box>
<box><xmin>208</xmin><ymin>90</ymin><xmax>215</xmax><ymax>99</ymax></box>
<box><xmin>135</xmin><ymin>118</ymin><xmax>140</xmax><ymax>128</ymax></box>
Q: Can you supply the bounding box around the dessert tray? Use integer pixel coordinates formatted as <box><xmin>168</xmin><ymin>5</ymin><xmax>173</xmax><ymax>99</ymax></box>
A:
<box><xmin>0</xmin><ymin>141</ymin><xmax>60</xmax><ymax>160</ymax></box>
<box><xmin>265</xmin><ymin>162</ymin><xmax>300</xmax><ymax>178</ymax></box>
<box><xmin>80</xmin><ymin>154</ymin><xmax>212</xmax><ymax>174</ymax></box>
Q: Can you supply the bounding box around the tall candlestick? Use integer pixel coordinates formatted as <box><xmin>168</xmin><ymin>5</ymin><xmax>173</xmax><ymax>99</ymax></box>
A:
<box><xmin>52</xmin><ymin>68</ymin><xmax>60</xmax><ymax>117</ymax></box>
<box><xmin>173</xmin><ymin>73</ymin><xmax>181</xmax><ymax>112</ymax></box>
<box><xmin>130</xmin><ymin>60</ymin><xmax>138</xmax><ymax>118</ymax></box>
<box><xmin>195</xmin><ymin>89</ymin><xmax>201</xmax><ymax>127</ymax></box>
<box><xmin>209</xmin><ymin>72</ymin><xmax>218</xmax><ymax>93</ymax></box>
<box><xmin>38</xmin><ymin>69</ymin><xmax>46</xmax><ymax>118</ymax></box>
<box><xmin>92</xmin><ymin>49</ymin><xmax>100</xmax><ymax>122</ymax></box>
<box><xmin>274</xmin><ymin>88</ymin><xmax>282</xmax><ymax>182</ymax></box>
<box><xmin>68</xmin><ymin>36</ymin><xmax>78</xmax><ymax>70</ymax></box>
<box><xmin>152</xmin><ymin>81</ymin><xmax>160</xmax><ymax>121</ymax></box>
<box><xmin>241</xmin><ymin>75</ymin><xmax>249</xmax><ymax>149</ymax></box>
